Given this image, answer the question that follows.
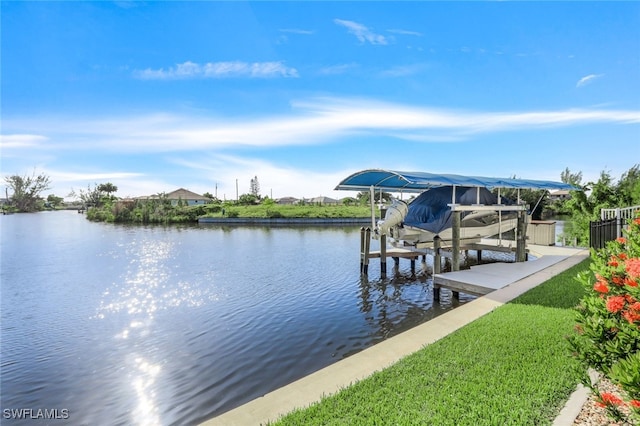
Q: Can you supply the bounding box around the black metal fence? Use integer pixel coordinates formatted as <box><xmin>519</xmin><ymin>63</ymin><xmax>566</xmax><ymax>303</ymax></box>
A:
<box><xmin>589</xmin><ymin>218</ymin><xmax>621</xmax><ymax>250</ymax></box>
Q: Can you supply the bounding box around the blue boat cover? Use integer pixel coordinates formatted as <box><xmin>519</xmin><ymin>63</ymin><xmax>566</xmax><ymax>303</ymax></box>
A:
<box><xmin>335</xmin><ymin>169</ymin><xmax>577</xmax><ymax>192</ymax></box>
<box><xmin>403</xmin><ymin>186</ymin><xmax>514</xmax><ymax>233</ymax></box>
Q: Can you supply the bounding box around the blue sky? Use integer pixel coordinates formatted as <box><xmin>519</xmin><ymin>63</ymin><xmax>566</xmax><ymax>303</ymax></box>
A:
<box><xmin>2</xmin><ymin>1</ymin><xmax>639</xmax><ymax>200</ymax></box>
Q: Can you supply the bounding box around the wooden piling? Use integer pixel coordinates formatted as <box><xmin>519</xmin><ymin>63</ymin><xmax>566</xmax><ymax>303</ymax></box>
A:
<box><xmin>433</xmin><ymin>236</ymin><xmax>441</xmax><ymax>302</ymax></box>
<box><xmin>452</xmin><ymin>210</ymin><xmax>461</xmax><ymax>272</ymax></box>
<box><xmin>380</xmin><ymin>233</ymin><xmax>387</xmax><ymax>278</ymax></box>
<box><xmin>360</xmin><ymin>227</ymin><xmax>365</xmax><ymax>274</ymax></box>
<box><xmin>362</xmin><ymin>227</ymin><xmax>371</xmax><ymax>276</ymax></box>
<box><xmin>433</xmin><ymin>236</ymin><xmax>442</xmax><ymax>274</ymax></box>
<box><xmin>516</xmin><ymin>210</ymin><xmax>527</xmax><ymax>262</ymax></box>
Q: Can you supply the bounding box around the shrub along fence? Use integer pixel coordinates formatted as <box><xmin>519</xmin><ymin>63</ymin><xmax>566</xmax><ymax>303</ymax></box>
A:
<box><xmin>590</xmin><ymin>218</ymin><xmax>621</xmax><ymax>250</ymax></box>
<box><xmin>591</xmin><ymin>206</ymin><xmax>640</xmax><ymax>250</ymax></box>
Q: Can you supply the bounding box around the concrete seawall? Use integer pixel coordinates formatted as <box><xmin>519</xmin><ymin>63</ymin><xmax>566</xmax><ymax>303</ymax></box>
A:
<box><xmin>198</xmin><ymin>217</ymin><xmax>372</xmax><ymax>225</ymax></box>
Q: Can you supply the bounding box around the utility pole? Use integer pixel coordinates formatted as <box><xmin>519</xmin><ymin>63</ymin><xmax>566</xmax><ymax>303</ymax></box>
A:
<box><xmin>235</xmin><ymin>179</ymin><xmax>238</xmax><ymax>202</ymax></box>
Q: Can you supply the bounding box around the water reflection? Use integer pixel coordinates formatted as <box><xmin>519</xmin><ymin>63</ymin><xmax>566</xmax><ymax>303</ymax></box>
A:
<box><xmin>95</xmin><ymin>235</ymin><xmax>213</xmax><ymax>425</ymax></box>
<box><xmin>1</xmin><ymin>213</ymin><xmax>479</xmax><ymax>425</ymax></box>
<box><xmin>95</xmin><ymin>239</ymin><xmax>218</xmax><ymax>320</ymax></box>
<box><xmin>358</xmin><ymin>272</ymin><xmax>433</xmax><ymax>341</ymax></box>
<box><xmin>130</xmin><ymin>356</ymin><xmax>162</xmax><ymax>426</ymax></box>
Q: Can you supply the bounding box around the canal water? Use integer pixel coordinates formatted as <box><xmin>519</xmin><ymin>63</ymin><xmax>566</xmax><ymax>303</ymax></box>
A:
<box><xmin>1</xmin><ymin>211</ymin><xmax>471</xmax><ymax>425</ymax></box>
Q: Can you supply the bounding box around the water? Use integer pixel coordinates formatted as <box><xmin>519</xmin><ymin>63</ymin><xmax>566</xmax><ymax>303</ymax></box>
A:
<box><xmin>0</xmin><ymin>211</ymin><xmax>471</xmax><ymax>425</ymax></box>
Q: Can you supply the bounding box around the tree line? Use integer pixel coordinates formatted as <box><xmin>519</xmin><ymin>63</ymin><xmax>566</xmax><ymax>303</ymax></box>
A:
<box><xmin>3</xmin><ymin>166</ymin><xmax>640</xmax><ymax>247</ymax></box>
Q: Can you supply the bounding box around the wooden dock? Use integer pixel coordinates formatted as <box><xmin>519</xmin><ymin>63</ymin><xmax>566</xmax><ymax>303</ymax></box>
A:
<box><xmin>359</xmin><ymin>227</ymin><xmax>425</xmax><ymax>277</ymax></box>
<box><xmin>432</xmin><ymin>255</ymin><xmax>567</xmax><ymax>299</ymax></box>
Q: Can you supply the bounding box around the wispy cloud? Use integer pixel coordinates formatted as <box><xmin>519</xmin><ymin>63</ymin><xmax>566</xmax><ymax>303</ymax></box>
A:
<box><xmin>318</xmin><ymin>63</ymin><xmax>359</xmax><ymax>75</ymax></box>
<box><xmin>0</xmin><ymin>134</ymin><xmax>49</xmax><ymax>149</ymax></box>
<box><xmin>379</xmin><ymin>64</ymin><xmax>429</xmax><ymax>77</ymax></box>
<box><xmin>387</xmin><ymin>29</ymin><xmax>422</xmax><ymax>36</ymax></box>
<box><xmin>51</xmin><ymin>170</ymin><xmax>143</xmax><ymax>183</ymax></box>
<box><xmin>279</xmin><ymin>28</ymin><xmax>314</xmax><ymax>35</ymax></box>
<box><xmin>576</xmin><ymin>74</ymin><xmax>604</xmax><ymax>87</ymax></box>
<box><xmin>170</xmin><ymin>154</ymin><xmax>355</xmax><ymax>199</ymax></box>
<box><xmin>134</xmin><ymin>61</ymin><xmax>299</xmax><ymax>80</ymax></box>
<box><xmin>334</xmin><ymin>19</ymin><xmax>388</xmax><ymax>45</ymax></box>
<box><xmin>5</xmin><ymin>98</ymin><xmax>638</xmax><ymax>155</ymax></box>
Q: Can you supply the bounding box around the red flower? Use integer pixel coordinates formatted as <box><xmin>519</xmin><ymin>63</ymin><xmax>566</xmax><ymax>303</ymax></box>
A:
<box><xmin>630</xmin><ymin>400</ymin><xmax>640</xmax><ymax>408</ymax></box>
<box><xmin>616</xmin><ymin>237</ymin><xmax>627</xmax><ymax>244</ymax></box>
<box><xmin>608</xmin><ymin>258</ymin><xmax>619</xmax><ymax>267</ymax></box>
<box><xmin>597</xmin><ymin>392</ymin><xmax>624</xmax><ymax>408</ymax></box>
<box><xmin>630</xmin><ymin>301</ymin><xmax>640</xmax><ymax>311</ymax></box>
<box><xmin>634</xmin><ymin>218</ymin><xmax>640</xmax><ymax>226</ymax></box>
<box><xmin>612</xmin><ymin>275</ymin><xmax>624</xmax><ymax>285</ymax></box>
<box><xmin>606</xmin><ymin>296</ymin><xmax>626</xmax><ymax>313</ymax></box>
<box><xmin>594</xmin><ymin>281</ymin><xmax>610</xmax><ymax>294</ymax></box>
<box><xmin>625</xmin><ymin>277</ymin><xmax>639</xmax><ymax>287</ymax></box>
<box><xmin>622</xmin><ymin>310</ymin><xmax>640</xmax><ymax>324</ymax></box>
<box><xmin>627</xmin><ymin>258</ymin><xmax>640</xmax><ymax>279</ymax></box>
<box><xmin>619</xmin><ymin>253</ymin><xmax>628</xmax><ymax>260</ymax></box>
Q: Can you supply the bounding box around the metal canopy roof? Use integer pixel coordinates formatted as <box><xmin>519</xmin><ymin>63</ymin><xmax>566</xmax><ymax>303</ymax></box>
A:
<box><xmin>335</xmin><ymin>169</ymin><xmax>577</xmax><ymax>193</ymax></box>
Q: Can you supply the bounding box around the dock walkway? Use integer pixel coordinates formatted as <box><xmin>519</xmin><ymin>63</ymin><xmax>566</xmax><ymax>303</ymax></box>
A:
<box><xmin>433</xmin><ymin>254</ymin><xmax>567</xmax><ymax>296</ymax></box>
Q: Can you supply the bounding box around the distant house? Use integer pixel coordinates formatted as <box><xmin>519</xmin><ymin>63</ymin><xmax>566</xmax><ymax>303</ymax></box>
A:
<box><xmin>276</xmin><ymin>196</ymin><xmax>300</xmax><ymax>205</ymax></box>
<box><xmin>548</xmin><ymin>190</ymin><xmax>571</xmax><ymax>202</ymax></box>
<box><xmin>309</xmin><ymin>196</ymin><xmax>339</xmax><ymax>205</ymax></box>
<box><xmin>166</xmin><ymin>188</ymin><xmax>210</xmax><ymax>206</ymax></box>
<box><xmin>137</xmin><ymin>188</ymin><xmax>210</xmax><ymax>206</ymax></box>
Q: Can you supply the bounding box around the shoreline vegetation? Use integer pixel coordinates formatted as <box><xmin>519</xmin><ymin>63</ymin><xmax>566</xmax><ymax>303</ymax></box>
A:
<box><xmin>84</xmin><ymin>199</ymin><xmax>374</xmax><ymax>224</ymax></box>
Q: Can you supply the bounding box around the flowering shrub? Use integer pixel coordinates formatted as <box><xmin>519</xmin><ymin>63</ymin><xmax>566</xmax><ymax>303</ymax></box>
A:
<box><xmin>569</xmin><ymin>214</ymin><xmax>640</xmax><ymax>424</ymax></box>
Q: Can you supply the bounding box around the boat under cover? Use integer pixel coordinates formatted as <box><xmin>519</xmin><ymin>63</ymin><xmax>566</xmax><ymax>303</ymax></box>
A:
<box><xmin>378</xmin><ymin>186</ymin><xmax>519</xmax><ymax>246</ymax></box>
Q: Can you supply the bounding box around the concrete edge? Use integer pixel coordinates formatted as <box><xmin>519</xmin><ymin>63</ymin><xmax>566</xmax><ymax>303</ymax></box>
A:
<box><xmin>552</xmin><ymin>370</ymin><xmax>600</xmax><ymax>426</ymax></box>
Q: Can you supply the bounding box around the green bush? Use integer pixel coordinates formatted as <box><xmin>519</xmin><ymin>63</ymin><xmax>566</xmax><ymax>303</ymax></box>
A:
<box><xmin>87</xmin><ymin>207</ymin><xmax>115</xmax><ymax>222</ymax></box>
<box><xmin>266</xmin><ymin>209</ymin><xmax>284</xmax><ymax>218</ymax></box>
<box><xmin>568</xmin><ymin>214</ymin><xmax>640</xmax><ymax>423</ymax></box>
<box><xmin>207</xmin><ymin>204</ymin><xmax>222</xmax><ymax>214</ymax></box>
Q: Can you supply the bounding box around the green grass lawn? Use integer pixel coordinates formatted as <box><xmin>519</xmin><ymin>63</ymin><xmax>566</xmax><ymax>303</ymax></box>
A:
<box><xmin>203</xmin><ymin>204</ymin><xmax>372</xmax><ymax>219</ymax></box>
<box><xmin>272</xmin><ymin>259</ymin><xmax>592</xmax><ymax>426</ymax></box>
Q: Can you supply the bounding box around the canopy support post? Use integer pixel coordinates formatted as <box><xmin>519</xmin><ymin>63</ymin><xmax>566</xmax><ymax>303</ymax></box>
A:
<box><xmin>516</xmin><ymin>210</ymin><xmax>527</xmax><ymax>262</ymax></box>
<box><xmin>370</xmin><ymin>185</ymin><xmax>376</xmax><ymax>231</ymax></box>
<box><xmin>452</xmin><ymin>210</ymin><xmax>461</xmax><ymax>272</ymax></box>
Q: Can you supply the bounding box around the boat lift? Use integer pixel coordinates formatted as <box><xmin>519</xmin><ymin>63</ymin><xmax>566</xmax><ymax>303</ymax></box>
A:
<box><xmin>335</xmin><ymin>169</ymin><xmax>576</xmax><ymax>277</ymax></box>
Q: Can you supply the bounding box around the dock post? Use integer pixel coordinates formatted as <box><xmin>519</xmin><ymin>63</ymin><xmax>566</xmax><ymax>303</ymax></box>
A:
<box><xmin>410</xmin><ymin>258</ymin><xmax>416</xmax><ymax>275</ymax></box>
<box><xmin>362</xmin><ymin>227</ymin><xmax>371</xmax><ymax>276</ymax></box>
<box><xmin>433</xmin><ymin>236</ymin><xmax>441</xmax><ymax>302</ymax></box>
<box><xmin>392</xmin><ymin>257</ymin><xmax>400</xmax><ymax>273</ymax></box>
<box><xmin>433</xmin><ymin>236</ymin><xmax>442</xmax><ymax>274</ymax></box>
<box><xmin>516</xmin><ymin>210</ymin><xmax>527</xmax><ymax>262</ymax></box>
<box><xmin>452</xmin><ymin>210</ymin><xmax>461</xmax><ymax>272</ymax></box>
<box><xmin>380</xmin><ymin>233</ymin><xmax>387</xmax><ymax>278</ymax></box>
<box><xmin>360</xmin><ymin>227</ymin><xmax>365</xmax><ymax>273</ymax></box>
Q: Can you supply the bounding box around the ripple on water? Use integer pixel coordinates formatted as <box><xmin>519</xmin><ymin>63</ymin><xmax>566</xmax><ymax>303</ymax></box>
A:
<box><xmin>1</xmin><ymin>214</ymin><xmax>478</xmax><ymax>425</ymax></box>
